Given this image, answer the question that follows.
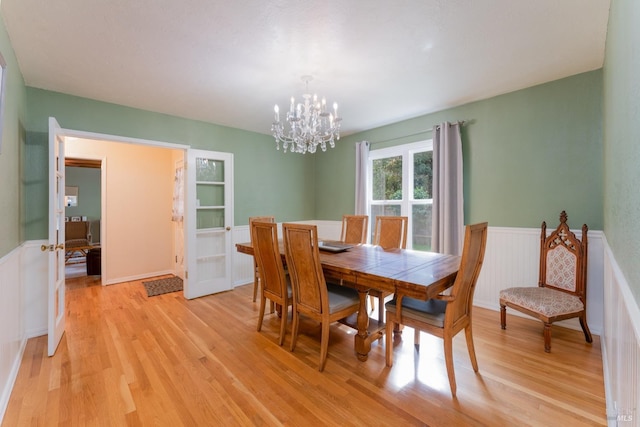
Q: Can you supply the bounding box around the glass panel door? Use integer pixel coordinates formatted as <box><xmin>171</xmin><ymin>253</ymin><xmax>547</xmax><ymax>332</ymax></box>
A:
<box><xmin>186</xmin><ymin>149</ymin><xmax>233</xmax><ymax>298</ymax></box>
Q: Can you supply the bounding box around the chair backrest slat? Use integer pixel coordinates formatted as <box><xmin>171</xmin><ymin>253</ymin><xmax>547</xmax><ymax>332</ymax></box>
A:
<box><xmin>373</xmin><ymin>216</ymin><xmax>408</xmax><ymax>249</ymax></box>
<box><xmin>249</xmin><ymin>216</ymin><xmax>275</xmax><ymax>244</ymax></box>
<box><xmin>251</xmin><ymin>221</ymin><xmax>287</xmax><ymax>299</ymax></box>
<box><xmin>340</xmin><ymin>215</ymin><xmax>369</xmax><ymax>244</ymax></box>
<box><xmin>445</xmin><ymin>222</ymin><xmax>488</xmax><ymax>325</ymax></box>
<box><xmin>539</xmin><ymin>211</ymin><xmax>588</xmax><ymax>299</ymax></box>
<box><xmin>282</xmin><ymin>223</ymin><xmax>328</xmax><ymax>315</ymax></box>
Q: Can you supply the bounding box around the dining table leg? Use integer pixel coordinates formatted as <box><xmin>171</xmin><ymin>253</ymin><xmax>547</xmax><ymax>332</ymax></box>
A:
<box><xmin>354</xmin><ymin>288</ymin><xmax>371</xmax><ymax>361</ymax></box>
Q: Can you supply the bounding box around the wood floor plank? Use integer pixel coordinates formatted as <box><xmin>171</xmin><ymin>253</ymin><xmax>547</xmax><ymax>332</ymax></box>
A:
<box><xmin>2</xmin><ymin>275</ymin><xmax>607</xmax><ymax>426</ymax></box>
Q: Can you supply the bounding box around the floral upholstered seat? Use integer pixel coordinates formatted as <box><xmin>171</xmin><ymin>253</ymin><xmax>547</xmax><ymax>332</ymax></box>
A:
<box><xmin>499</xmin><ymin>211</ymin><xmax>592</xmax><ymax>352</ymax></box>
<box><xmin>499</xmin><ymin>287</ymin><xmax>584</xmax><ymax>318</ymax></box>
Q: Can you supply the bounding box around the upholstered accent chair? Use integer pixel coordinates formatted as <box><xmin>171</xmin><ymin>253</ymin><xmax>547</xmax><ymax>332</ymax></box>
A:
<box><xmin>282</xmin><ymin>223</ymin><xmax>361</xmax><ymax>372</ymax></box>
<box><xmin>249</xmin><ymin>216</ymin><xmax>275</xmax><ymax>302</ymax></box>
<box><xmin>385</xmin><ymin>222</ymin><xmax>488</xmax><ymax>397</ymax></box>
<box><xmin>252</xmin><ymin>221</ymin><xmax>292</xmax><ymax>346</ymax></box>
<box><xmin>499</xmin><ymin>211</ymin><xmax>592</xmax><ymax>353</ymax></box>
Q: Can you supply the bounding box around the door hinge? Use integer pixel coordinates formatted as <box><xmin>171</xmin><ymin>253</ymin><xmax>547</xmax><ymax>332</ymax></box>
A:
<box><xmin>185</xmin><ymin>271</ymin><xmax>188</xmax><ymax>279</ymax></box>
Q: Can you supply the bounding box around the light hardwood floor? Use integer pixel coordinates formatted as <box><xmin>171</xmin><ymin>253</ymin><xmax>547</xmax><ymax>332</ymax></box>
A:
<box><xmin>3</xmin><ymin>274</ymin><xmax>607</xmax><ymax>426</ymax></box>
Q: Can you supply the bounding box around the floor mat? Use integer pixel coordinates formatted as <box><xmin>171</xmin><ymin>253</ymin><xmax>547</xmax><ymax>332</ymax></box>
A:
<box><xmin>142</xmin><ymin>276</ymin><xmax>183</xmax><ymax>297</ymax></box>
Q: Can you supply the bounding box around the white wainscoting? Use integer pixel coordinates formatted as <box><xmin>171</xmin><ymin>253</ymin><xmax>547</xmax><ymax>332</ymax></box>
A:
<box><xmin>0</xmin><ymin>246</ymin><xmax>26</xmax><ymax>422</ymax></box>
<box><xmin>22</xmin><ymin>241</ymin><xmax>48</xmax><ymax>338</ymax></box>
<box><xmin>603</xmin><ymin>242</ymin><xmax>639</xmax><ymax>425</ymax></box>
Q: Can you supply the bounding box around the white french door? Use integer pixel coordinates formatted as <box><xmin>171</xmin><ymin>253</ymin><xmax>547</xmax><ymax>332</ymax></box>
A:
<box><xmin>46</xmin><ymin>117</ymin><xmax>66</xmax><ymax>356</ymax></box>
<box><xmin>185</xmin><ymin>149</ymin><xmax>234</xmax><ymax>299</ymax></box>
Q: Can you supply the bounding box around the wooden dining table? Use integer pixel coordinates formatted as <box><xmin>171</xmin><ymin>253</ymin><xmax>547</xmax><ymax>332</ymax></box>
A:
<box><xmin>235</xmin><ymin>241</ymin><xmax>461</xmax><ymax>361</ymax></box>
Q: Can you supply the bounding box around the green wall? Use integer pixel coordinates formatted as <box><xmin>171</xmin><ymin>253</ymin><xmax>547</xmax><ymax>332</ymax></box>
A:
<box><xmin>316</xmin><ymin>70</ymin><xmax>604</xmax><ymax>230</ymax></box>
<box><xmin>65</xmin><ymin>166</ymin><xmax>101</xmax><ymax>242</ymax></box>
<box><xmin>24</xmin><ymin>89</ymin><xmax>316</xmax><ymax>239</ymax></box>
<box><xmin>0</xmin><ymin>14</ymin><xmax>26</xmax><ymax>258</ymax></box>
<box><xmin>603</xmin><ymin>0</ymin><xmax>640</xmax><ymax>301</ymax></box>
<box><xmin>18</xmin><ymin>34</ymin><xmax>604</xmax><ymax>245</ymax></box>
<box><xmin>65</xmin><ymin>167</ymin><xmax>101</xmax><ymax>222</ymax></box>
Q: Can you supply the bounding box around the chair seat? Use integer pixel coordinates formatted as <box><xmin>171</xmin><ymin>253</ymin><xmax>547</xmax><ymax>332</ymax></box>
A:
<box><xmin>326</xmin><ymin>283</ymin><xmax>360</xmax><ymax>312</ymax></box>
<box><xmin>385</xmin><ymin>297</ymin><xmax>447</xmax><ymax>328</ymax></box>
<box><xmin>500</xmin><ymin>287</ymin><xmax>584</xmax><ymax>317</ymax></box>
<box><xmin>66</xmin><ymin>239</ymin><xmax>90</xmax><ymax>248</ymax></box>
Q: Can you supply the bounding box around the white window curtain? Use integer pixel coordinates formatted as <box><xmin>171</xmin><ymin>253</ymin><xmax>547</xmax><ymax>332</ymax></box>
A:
<box><xmin>172</xmin><ymin>165</ymin><xmax>184</xmax><ymax>222</ymax></box>
<box><xmin>431</xmin><ymin>122</ymin><xmax>464</xmax><ymax>255</ymax></box>
<box><xmin>354</xmin><ymin>141</ymin><xmax>370</xmax><ymax>215</ymax></box>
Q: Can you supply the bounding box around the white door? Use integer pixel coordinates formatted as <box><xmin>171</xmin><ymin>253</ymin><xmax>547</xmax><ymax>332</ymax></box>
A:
<box><xmin>185</xmin><ymin>149</ymin><xmax>233</xmax><ymax>299</ymax></box>
<box><xmin>46</xmin><ymin>117</ymin><xmax>66</xmax><ymax>356</ymax></box>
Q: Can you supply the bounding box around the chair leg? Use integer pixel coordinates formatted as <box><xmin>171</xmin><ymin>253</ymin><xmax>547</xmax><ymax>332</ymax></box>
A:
<box><xmin>319</xmin><ymin>319</ymin><xmax>330</xmax><ymax>372</ymax></box>
<box><xmin>290</xmin><ymin>310</ymin><xmax>300</xmax><ymax>352</ymax></box>
<box><xmin>385</xmin><ymin>317</ymin><xmax>394</xmax><ymax>367</ymax></box>
<box><xmin>252</xmin><ymin>264</ymin><xmax>259</xmax><ymax>302</ymax></box>
<box><xmin>378</xmin><ymin>296</ymin><xmax>384</xmax><ymax>323</ymax></box>
<box><xmin>543</xmin><ymin>322</ymin><xmax>552</xmax><ymax>353</ymax></box>
<box><xmin>369</xmin><ymin>295</ymin><xmax>376</xmax><ymax>313</ymax></box>
<box><xmin>500</xmin><ymin>304</ymin><xmax>507</xmax><ymax>329</ymax></box>
<box><xmin>278</xmin><ymin>304</ymin><xmax>287</xmax><ymax>346</ymax></box>
<box><xmin>465</xmin><ymin>325</ymin><xmax>479</xmax><ymax>372</ymax></box>
<box><xmin>579</xmin><ymin>314</ymin><xmax>593</xmax><ymax>343</ymax></box>
<box><xmin>257</xmin><ymin>296</ymin><xmax>267</xmax><ymax>332</ymax></box>
<box><xmin>414</xmin><ymin>329</ymin><xmax>420</xmax><ymax>351</ymax></box>
<box><xmin>443</xmin><ymin>335</ymin><xmax>457</xmax><ymax>397</ymax></box>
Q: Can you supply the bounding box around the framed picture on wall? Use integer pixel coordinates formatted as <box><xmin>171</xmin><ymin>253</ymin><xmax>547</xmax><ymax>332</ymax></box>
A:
<box><xmin>71</xmin><ymin>216</ymin><xmax>81</xmax><ymax>222</ymax></box>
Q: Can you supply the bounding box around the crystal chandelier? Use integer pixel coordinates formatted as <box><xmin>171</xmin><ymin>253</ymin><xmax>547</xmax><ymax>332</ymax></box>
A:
<box><xmin>271</xmin><ymin>76</ymin><xmax>342</xmax><ymax>154</ymax></box>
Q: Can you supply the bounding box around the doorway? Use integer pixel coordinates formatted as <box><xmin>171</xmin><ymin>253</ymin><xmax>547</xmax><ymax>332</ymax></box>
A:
<box><xmin>64</xmin><ymin>135</ymin><xmax>186</xmax><ymax>286</ymax></box>
<box><xmin>48</xmin><ymin>122</ymin><xmax>235</xmax><ymax>356</ymax></box>
<box><xmin>64</xmin><ymin>157</ymin><xmax>101</xmax><ymax>279</ymax></box>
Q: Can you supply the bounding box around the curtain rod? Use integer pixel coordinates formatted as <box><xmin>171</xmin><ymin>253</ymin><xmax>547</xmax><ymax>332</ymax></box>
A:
<box><xmin>369</xmin><ymin>120</ymin><xmax>466</xmax><ymax>145</ymax></box>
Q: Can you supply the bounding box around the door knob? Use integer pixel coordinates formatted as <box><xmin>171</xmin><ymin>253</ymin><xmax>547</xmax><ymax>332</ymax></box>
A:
<box><xmin>226</xmin><ymin>226</ymin><xmax>231</xmax><ymax>231</ymax></box>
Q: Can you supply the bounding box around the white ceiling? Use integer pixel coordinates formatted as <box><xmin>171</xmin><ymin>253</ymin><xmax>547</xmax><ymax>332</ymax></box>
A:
<box><xmin>2</xmin><ymin>0</ymin><xmax>611</xmax><ymax>137</ymax></box>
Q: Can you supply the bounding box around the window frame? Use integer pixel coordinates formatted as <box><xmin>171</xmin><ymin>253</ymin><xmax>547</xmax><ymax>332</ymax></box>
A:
<box><xmin>367</xmin><ymin>140</ymin><xmax>433</xmax><ymax>250</ymax></box>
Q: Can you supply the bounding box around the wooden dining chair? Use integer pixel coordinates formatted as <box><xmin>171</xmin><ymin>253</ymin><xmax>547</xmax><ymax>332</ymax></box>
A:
<box><xmin>252</xmin><ymin>221</ymin><xmax>292</xmax><ymax>346</ymax></box>
<box><xmin>385</xmin><ymin>222</ymin><xmax>488</xmax><ymax>397</ymax></box>
<box><xmin>340</xmin><ymin>215</ymin><xmax>369</xmax><ymax>244</ymax></box>
<box><xmin>282</xmin><ymin>223</ymin><xmax>361</xmax><ymax>372</ymax></box>
<box><xmin>500</xmin><ymin>211</ymin><xmax>592</xmax><ymax>352</ymax></box>
<box><xmin>370</xmin><ymin>215</ymin><xmax>408</xmax><ymax>321</ymax></box>
<box><xmin>249</xmin><ymin>216</ymin><xmax>275</xmax><ymax>302</ymax></box>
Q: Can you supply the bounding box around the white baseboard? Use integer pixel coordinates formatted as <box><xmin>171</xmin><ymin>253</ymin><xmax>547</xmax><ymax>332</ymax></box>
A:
<box><xmin>103</xmin><ymin>269</ymin><xmax>175</xmax><ymax>286</ymax></box>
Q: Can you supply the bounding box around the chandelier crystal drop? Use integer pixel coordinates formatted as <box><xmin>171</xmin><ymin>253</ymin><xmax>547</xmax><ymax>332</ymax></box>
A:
<box><xmin>271</xmin><ymin>76</ymin><xmax>342</xmax><ymax>154</ymax></box>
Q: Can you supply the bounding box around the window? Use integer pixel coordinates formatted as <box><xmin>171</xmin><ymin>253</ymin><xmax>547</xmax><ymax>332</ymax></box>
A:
<box><xmin>368</xmin><ymin>140</ymin><xmax>433</xmax><ymax>251</ymax></box>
